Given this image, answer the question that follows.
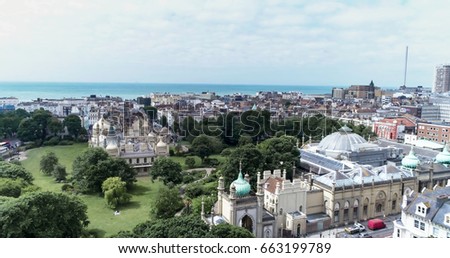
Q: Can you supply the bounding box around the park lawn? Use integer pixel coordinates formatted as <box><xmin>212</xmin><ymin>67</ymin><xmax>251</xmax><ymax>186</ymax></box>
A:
<box><xmin>20</xmin><ymin>143</ymin><xmax>163</xmax><ymax>237</ymax></box>
<box><xmin>21</xmin><ymin>143</ymin><xmax>89</xmax><ymax>192</ymax></box>
<box><xmin>83</xmin><ymin>177</ymin><xmax>163</xmax><ymax>237</ymax></box>
<box><xmin>169</xmin><ymin>155</ymin><xmax>202</xmax><ymax>169</ymax></box>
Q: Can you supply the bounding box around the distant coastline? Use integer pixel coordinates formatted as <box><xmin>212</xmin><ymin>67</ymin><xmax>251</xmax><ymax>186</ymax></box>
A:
<box><xmin>0</xmin><ymin>81</ymin><xmax>396</xmax><ymax>102</ymax></box>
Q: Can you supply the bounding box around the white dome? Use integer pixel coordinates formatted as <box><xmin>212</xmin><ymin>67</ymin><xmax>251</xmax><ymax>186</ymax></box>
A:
<box><xmin>93</xmin><ymin>117</ymin><xmax>110</xmax><ymax>131</ymax></box>
<box><xmin>156</xmin><ymin>139</ymin><xmax>167</xmax><ymax>147</ymax></box>
<box><xmin>148</xmin><ymin>131</ymin><xmax>157</xmax><ymax>137</ymax></box>
<box><xmin>317</xmin><ymin>126</ymin><xmax>367</xmax><ymax>152</ymax></box>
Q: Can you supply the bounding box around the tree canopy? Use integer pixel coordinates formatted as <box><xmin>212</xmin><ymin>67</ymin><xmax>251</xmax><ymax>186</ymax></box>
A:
<box><xmin>102</xmin><ymin>177</ymin><xmax>132</xmax><ymax>209</ymax></box>
<box><xmin>0</xmin><ymin>191</ymin><xmax>89</xmax><ymax>237</ymax></box>
<box><xmin>40</xmin><ymin>151</ymin><xmax>59</xmax><ymax>176</ymax></box>
<box><xmin>150</xmin><ymin>185</ymin><xmax>183</xmax><ymax>219</ymax></box>
<box><xmin>0</xmin><ymin>161</ymin><xmax>33</xmax><ymax>184</ymax></box>
<box><xmin>220</xmin><ymin>144</ymin><xmax>264</xmax><ymax>189</ymax></box>
<box><xmin>149</xmin><ymin>158</ymin><xmax>183</xmax><ymax>185</ymax></box>
<box><xmin>191</xmin><ymin>134</ymin><xmax>223</xmax><ymax>161</ymax></box>
<box><xmin>63</xmin><ymin>114</ymin><xmax>83</xmax><ymax>138</ymax></box>
<box><xmin>72</xmin><ymin>148</ymin><xmax>136</xmax><ymax>193</ymax></box>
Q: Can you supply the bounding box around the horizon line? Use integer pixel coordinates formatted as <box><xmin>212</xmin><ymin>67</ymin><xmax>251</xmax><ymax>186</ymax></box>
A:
<box><xmin>0</xmin><ymin>80</ymin><xmax>400</xmax><ymax>88</ymax></box>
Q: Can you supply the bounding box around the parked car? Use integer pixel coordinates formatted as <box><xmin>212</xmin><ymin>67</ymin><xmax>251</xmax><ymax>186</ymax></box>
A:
<box><xmin>359</xmin><ymin>232</ymin><xmax>373</xmax><ymax>238</ymax></box>
<box><xmin>367</xmin><ymin>219</ymin><xmax>386</xmax><ymax>230</ymax></box>
<box><xmin>344</xmin><ymin>222</ymin><xmax>366</xmax><ymax>234</ymax></box>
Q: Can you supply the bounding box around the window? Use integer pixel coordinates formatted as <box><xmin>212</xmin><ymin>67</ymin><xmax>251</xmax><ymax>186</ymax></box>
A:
<box><xmin>445</xmin><ymin>215</ymin><xmax>450</xmax><ymax>224</ymax></box>
<box><xmin>420</xmin><ymin>222</ymin><xmax>425</xmax><ymax>231</ymax></box>
<box><xmin>433</xmin><ymin>227</ymin><xmax>439</xmax><ymax>237</ymax></box>
<box><xmin>137</xmin><ymin>158</ymin><xmax>140</xmax><ymax>163</ymax></box>
<box><xmin>392</xmin><ymin>200</ymin><xmax>397</xmax><ymax>210</ymax></box>
<box><xmin>397</xmin><ymin>229</ymin><xmax>400</xmax><ymax>238</ymax></box>
<box><xmin>144</xmin><ymin>157</ymin><xmax>147</xmax><ymax>163</ymax></box>
<box><xmin>414</xmin><ymin>220</ymin><xmax>419</xmax><ymax>228</ymax></box>
<box><xmin>129</xmin><ymin>159</ymin><xmax>132</xmax><ymax>164</ymax></box>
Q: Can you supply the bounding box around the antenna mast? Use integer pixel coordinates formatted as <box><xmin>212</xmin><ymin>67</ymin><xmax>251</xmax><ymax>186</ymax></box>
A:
<box><xmin>403</xmin><ymin>46</ymin><xmax>408</xmax><ymax>87</ymax></box>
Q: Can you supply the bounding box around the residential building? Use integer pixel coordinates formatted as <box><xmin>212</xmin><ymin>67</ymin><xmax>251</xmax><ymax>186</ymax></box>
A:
<box><xmin>393</xmin><ymin>186</ymin><xmax>450</xmax><ymax>238</ymax></box>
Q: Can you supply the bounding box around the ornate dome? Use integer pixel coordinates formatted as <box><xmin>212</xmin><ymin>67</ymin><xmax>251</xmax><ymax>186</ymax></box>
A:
<box><xmin>317</xmin><ymin>125</ymin><xmax>367</xmax><ymax>152</ymax></box>
<box><xmin>436</xmin><ymin>144</ymin><xmax>450</xmax><ymax>165</ymax></box>
<box><xmin>231</xmin><ymin>169</ymin><xmax>251</xmax><ymax>197</ymax></box>
<box><xmin>93</xmin><ymin>117</ymin><xmax>110</xmax><ymax>132</ymax></box>
<box><xmin>156</xmin><ymin>137</ymin><xmax>167</xmax><ymax>147</ymax></box>
<box><xmin>402</xmin><ymin>147</ymin><xmax>420</xmax><ymax>169</ymax></box>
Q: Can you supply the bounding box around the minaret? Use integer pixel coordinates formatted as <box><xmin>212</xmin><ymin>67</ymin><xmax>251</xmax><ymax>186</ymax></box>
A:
<box><xmin>217</xmin><ymin>176</ymin><xmax>224</xmax><ymax>216</ymax></box>
<box><xmin>201</xmin><ymin>197</ymin><xmax>205</xmax><ymax>220</ymax></box>
<box><xmin>256</xmin><ymin>171</ymin><xmax>264</xmax><ymax>238</ymax></box>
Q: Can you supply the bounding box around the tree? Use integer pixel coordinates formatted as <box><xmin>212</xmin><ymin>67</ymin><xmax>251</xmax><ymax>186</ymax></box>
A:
<box><xmin>257</xmin><ymin>135</ymin><xmax>300</xmax><ymax>180</ymax></box>
<box><xmin>16</xmin><ymin>109</ymin><xmax>55</xmax><ymax>144</ymax></box>
<box><xmin>102</xmin><ymin>177</ymin><xmax>132</xmax><ymax>209</ymax></box>
<box><xmin>149</xmin><ymin>158</ymin><xmax>183</xmax><ymax>185</ymax></box>
<box><xmin>191</xmin><ymin>134</ymin><xmax>223</xmax><ymax>161</ymax></box>
<box><xmin>150</xmin><ymin>185</ymin><xmax>183</xmax><ymax>219</ymax></box>
<box><xmin>52</xmin><ymin>164</ymin><xmax>67</xmax><ymax>182</ymax></box>
<box><xmin>185</xmin><ymin>157</ymin><xmax>196</xmax><ymax>168</ymax></box>
<box><xmin>72</xmin><ymin>148</ymin><xmax>136</xmax><ymax>193</ymax></box>
<box><xmin>220</xmin><ymin>144</ymin><xmax>264</xmax><ymax>188</ymax></box>
<box><xmin>133</xmin><ymin>215</ymin><xmax>210</xmax><ymax>238</ymax></box>
<box><xmin>0</xmin><ymin>192</ymin><xmax>89</xmax><ymax>237</ymax></box>
<box><xmin>238</xmin><ymin>135</ymin><xmax>253</xmax><ymax>146</ymax></box>
<box><xmin>191</xmin><ymin>195</ymin><xmax>217</xmax><ymax>215</ymax></box>
<box><xmin>0</xmin><ymin>178</ymin><xmax>24</xmax><ymax>197</ymax></box>
<box><xmin>40</xmin><ymin>151</ymin><xmax>59</xmax><ymax>176</ymax></box>
<box><xmin>47</xmin><ymin>117</ymin><xmax>62</xmax><ymax>136</ymax></box>
<box><xmin>208</xmin><ymin>223</ymin><xmax>254</xmax><ymax>238</ymax></box>
<box><xmin>64</xmin><ymin>114</ymin><xmax>83</xmax><ymax>139</ymax></box>
<box><xmin>0</xmin><ymin>162</ymin><xmax>33</xmax><ymax>184</ymax></box>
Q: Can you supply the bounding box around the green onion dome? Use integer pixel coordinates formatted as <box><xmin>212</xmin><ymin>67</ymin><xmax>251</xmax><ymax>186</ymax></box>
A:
<box><xmin>436</xmin><ymin>144</ymin><xmax>450</xmax><ymax>165</ymax></box>
<box><xmin>401</xmin><ymin>147</ymin><xmax>420</xmax><ymax>169</ymax></box>
<box><xmin>231</xmin><ymin>171</ymin><xmax>251</xmax><ymax>197</ymax></box>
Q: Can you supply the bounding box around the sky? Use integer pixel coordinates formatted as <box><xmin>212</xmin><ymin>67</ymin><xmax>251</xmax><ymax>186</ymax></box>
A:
<box><xmin>0</xmin><ymin>0</ymin><xmax>449</xmax><ymax>87</ymax></box>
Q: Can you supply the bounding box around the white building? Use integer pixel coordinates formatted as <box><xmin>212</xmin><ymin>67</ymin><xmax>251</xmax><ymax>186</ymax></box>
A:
<box><xmin>393</xmin><ymin>186</ymin><xmax>450</xmax><ymax>238</ymax></box>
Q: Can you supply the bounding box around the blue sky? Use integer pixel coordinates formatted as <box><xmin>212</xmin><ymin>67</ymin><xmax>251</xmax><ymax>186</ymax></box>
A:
<box><xmin>0</xmin><ymin>0</ymin><xmax>449</xmax><ymax>87</ymax></box>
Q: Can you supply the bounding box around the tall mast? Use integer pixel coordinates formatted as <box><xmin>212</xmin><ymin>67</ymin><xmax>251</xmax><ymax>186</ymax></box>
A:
<box><xmin>403</xmin><ymin>46</ymin><xmax>408</xmax><ymax>87</ymax></box>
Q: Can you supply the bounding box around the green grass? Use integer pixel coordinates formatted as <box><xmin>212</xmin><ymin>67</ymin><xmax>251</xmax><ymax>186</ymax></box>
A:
<box><xmin>21</xmin><ymin>143</ymin><xmax>88</xmax><ymax>192</ymax></box>
<box><xmin>168</xmin><ymin>155</ymin><xmax>202</xmax><ymax>169</ymax></box>
<box><xmin>83</xmin><ymin>177</ymin><xmax>163</xmax><ymax>237</ymax></box>
<box><xmin>20</xmin><ymin>143</ymin><xmax>164</xmax><ymax>237</ymax></box>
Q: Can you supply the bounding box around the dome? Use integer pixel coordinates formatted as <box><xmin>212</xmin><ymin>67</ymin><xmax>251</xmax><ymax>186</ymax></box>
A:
<box><xmin>156</xmin><ymin>138</ymin><xmax>167</xmax><ymax>147</ymax></box>
<box><xmin>436</xmin><ymin>144</ymin><xmax>450</xmax><ymax>165</ymax></box>
<box><xmin>401</xmin><ymin>147</ymin><xmax>420</xmax><ymax>169</ymax></box>
<box><xmin>317</xmin><ymin>125</ymin><xmax>367</xmax><ymax>152</ymax></box>
<box><xmin>93</xmin><ymin>117</ymin><xmax>110</xmax><ymax>132</ymax></box>
<box><xmin>148</xmin><ymin>131</ymin><xmax>157</xmax><ymax>138</ymax></box>
<box><xmin>160</xmin><ymin>127</ymin><xmax>169</xmax><ymax>134</ymax></box>
<box><xmin>231</xmin><ymin>171</ymin><xmax>251</xmax><ymax>197</ymax></box>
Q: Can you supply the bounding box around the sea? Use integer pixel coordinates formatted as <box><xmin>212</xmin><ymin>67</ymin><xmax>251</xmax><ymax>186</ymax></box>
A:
<box><xmin>0</xmin><ymin>82</ymin><xmax>378</xmax><ymax>102</ymax></box>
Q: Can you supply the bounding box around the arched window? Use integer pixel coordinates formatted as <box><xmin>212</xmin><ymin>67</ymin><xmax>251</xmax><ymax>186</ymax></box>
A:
<box><xmin>353</xmin><ymin>199</ymin><xmax>359</xmax><ymax>220</ymax></box>
<box><xmin>334</xmin><ymin>202</ymin><xmax>340</xmax><ymax>223</ymax></box>
<box><xmin>299</xmin><ymin>205</ymin><xmax>303</xmax><ymax>212</ymax></box>
<box><xmin>344</xmin><ymin>201</ymin><xmax>350</xmax><ymax>221</ymax></box>
<box><xmin>241</xmin><ymin>215</ymin><xmax>253</xmax><ymax>233</ymax></box>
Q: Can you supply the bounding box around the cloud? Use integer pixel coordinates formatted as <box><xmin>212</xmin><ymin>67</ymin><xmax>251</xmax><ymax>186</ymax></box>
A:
<box><xmin>0</xmin><ymin>0</ymin><xmax>449</xmax><ymax>86</ymax></box>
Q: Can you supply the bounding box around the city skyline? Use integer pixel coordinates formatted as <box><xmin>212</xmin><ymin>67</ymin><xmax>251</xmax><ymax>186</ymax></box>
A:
<box><xmin>1</xmin><ymin>0</ymin><xmax>450</xmax><ymax>87</ymax></box>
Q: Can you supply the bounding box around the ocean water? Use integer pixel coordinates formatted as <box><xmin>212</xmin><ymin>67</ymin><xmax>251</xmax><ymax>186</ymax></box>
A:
<box><xmin>0</xmin><ymin>82</ymin><xmax>340</xmax><ymax>102</ymax></box>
